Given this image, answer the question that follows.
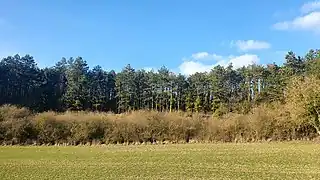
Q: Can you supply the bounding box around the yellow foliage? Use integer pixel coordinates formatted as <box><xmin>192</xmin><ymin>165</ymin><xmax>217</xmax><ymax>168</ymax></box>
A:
<box><xmin>286</xmin><ymin>76</ymin><xmax>320</xmax><ymax>134</ymax></box>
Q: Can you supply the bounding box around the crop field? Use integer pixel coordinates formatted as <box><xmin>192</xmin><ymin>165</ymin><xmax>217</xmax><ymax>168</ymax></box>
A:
<box><xmin>0</xmin><ymin>142</ymin><xmax>320</xmax><ymax>180</ymax></box>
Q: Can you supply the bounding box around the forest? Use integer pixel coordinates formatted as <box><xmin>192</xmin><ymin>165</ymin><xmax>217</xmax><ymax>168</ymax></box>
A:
<box><xmin>0</xmin><ymin>49</ymin><xmax>319</xmax><ymax>145</ymax></box>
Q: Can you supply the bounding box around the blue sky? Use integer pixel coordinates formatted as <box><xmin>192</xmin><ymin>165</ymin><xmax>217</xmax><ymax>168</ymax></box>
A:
<box><xmin>1</xmin><ymin>0</ymin><xmax>320</xmax><ymax>74</ymax></box>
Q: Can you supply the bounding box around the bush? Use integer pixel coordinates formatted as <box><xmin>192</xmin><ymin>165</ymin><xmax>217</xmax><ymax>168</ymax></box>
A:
<box><xmin>285</xmin><ymin>76</ymin><xmax>320</xmax><ymax>135</ymax></box>
<box><xmin>0</xmin><ymin>105</ymin><xmax>36</xmax><ymax>144</ymax></box>
<box><xmin>34</xmin><ymin>112</ymin><xmax>71</xmax><ymax>145</ymax></box>
<box><xmin>0</xmin><ymin>104</ymin><xmax>317</xmax><ymax>145</ymax></box>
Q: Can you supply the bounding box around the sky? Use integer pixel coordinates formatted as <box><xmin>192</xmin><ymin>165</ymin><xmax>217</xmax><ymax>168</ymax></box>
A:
<box><xmin>0</xmin><ymin>0</ymin><xmax>320</xmax><ymax>75</ymax></box>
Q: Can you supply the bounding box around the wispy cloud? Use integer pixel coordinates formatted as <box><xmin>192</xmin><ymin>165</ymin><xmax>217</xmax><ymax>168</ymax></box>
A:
<box><xmin>231</xmin><ymin>40</ymin><xmax>271</xmax><ymax>52</ymax></box>
<box><xmin>273</xmin><ymin>11</ymin><xmax>320</xmax><ymax>32</ymax></box>
<box><xmin>190</xmin><ymin>52</ymin><xmax>223</xmax><ymax>61</ymax></box>
<box><xmin>224</xmin><ymin>54</ymin><xmax>260</xmax><ymax>68</ymax></box>
<box><xmin>179</xmin><ymin>53</ymin><xmax>260</xmax><ymax>75</ymax></box>
<box><xmin>273</xmin><ymin>1</ymin><xmax>320</xmax><ymax>33</ymax></box>
<box><xmin>178</xmin><ymin>61</ymin><xmax>213</xmax><ymax>75</ymax></box>
<box><xmin>301</xmin><ymin>1</ymin><xmax>320</xmax><ymax>14</ymax></box>
<box><xmin>142</xmin><ymin>67</ymin><xmax>158</xmax><ymax>72</ymax></box>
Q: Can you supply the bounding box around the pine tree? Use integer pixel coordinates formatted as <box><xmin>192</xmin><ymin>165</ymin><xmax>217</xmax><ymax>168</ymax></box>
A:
<box><xmin>64</xmin><ymin>57</ymin><xmax>90</xmax><ymax>110</ymax></box>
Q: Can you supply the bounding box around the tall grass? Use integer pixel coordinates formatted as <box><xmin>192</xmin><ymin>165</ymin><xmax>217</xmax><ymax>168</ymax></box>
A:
<box><xmin>0</xmin><ymin>104</ymin><xmax>317</xmax><ymax>145</ymax></box>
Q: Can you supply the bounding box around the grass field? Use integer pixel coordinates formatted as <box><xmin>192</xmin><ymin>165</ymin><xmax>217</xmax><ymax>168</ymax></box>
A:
<box><xmin>0</xmin><ymin>143</ymin><xmax>320</xmax><ymax>180</ymax></box>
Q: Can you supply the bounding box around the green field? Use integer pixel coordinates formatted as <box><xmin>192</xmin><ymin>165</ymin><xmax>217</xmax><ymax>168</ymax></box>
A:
<box><xmin>0</xmin><ymin>143</ymin><xmax>320</xmax><ymax>180</ymax></box>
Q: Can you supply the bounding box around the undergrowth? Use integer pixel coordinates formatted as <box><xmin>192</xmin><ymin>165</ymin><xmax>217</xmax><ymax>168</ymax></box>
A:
<box><xmin>0</xmin><ymin>104</ymin><xmax>317</xmax><ymax>145</ymax></box>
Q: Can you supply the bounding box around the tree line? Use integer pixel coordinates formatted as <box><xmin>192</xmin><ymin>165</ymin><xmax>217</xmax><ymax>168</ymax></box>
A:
<box><xmin>0</xmin><ymin>49</ymin><xmax>319</xmax><ymax>115</ymax></box>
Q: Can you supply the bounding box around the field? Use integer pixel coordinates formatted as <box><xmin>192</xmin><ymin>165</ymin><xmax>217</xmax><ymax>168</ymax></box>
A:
<box><xmin>0</xmin><ymin>143</ymin><xmax>320</xmax><ymax>180</ymax></box>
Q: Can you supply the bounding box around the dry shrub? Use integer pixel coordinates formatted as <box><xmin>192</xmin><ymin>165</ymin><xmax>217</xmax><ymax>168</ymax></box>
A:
<box><xmin>0</xmin><ymin>104</ymin><xmax>318</xmax><ymax>145</ymax></box>
<box><xmin>0</xmin><ymin>104</ymin><xmax>31</xmax><ymax>120</ymax></box>
<box><xmin>106</xmin><ymin>111</ymin><xmax>198</xmax><ymax>144</ymax></box>
<box><xmin>34</xmin><ymin>112</ymin><xmax>71</xmax><ymax>145</ymax></box>
<box><xmin>37</xmin><ymin>111</ymin><xmax>111</xmax><ymax>145</ymax></box>
<box><xmin>285</xmin><ymin>76</ymin><xmax>320</xmax><ymax>135</ymax></box>
<box><xmin>204</xmin><ymin>113</ymin><xmax>253</xmax><ymax>142</ymax></box>
<box><xmin>120</xmin><ymin>111</ymin><xmax>167</xmax><ymax>143</ymax></box>
<box><xmin>248</xmin><ymin>106</ymin><xmax>278</xmax><ymax>141</ymax></box>
<box><xmin>0</xmin><ymin>105</ymin><xmax>36</xmax><ymax>144</ymax></box>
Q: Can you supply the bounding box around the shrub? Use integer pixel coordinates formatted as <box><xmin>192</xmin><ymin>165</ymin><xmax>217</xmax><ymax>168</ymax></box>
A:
<box><xmin>34</xmin><ymin>112</ymin><xmax>71</xmax><ymax>145</ymax></box>
<box><xmin>0</xmin><ymin>105</ymin><xmax>36</xmax><ymax>144</ymax></box>
<box><xmin>0</xmin><ymin>104</ymin><xmax>318</xmax><ymax>145</ymax></box>
<box><xmin>285</xmin><ymin>76</ymin><xmax>320</xmax><ymax>135</ymax></box>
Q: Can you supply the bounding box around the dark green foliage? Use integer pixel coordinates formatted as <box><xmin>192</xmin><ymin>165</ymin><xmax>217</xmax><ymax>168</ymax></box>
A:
<box><xmin>0</xmin><ymin>49</ymin><xmax>319</xmax><ymax>145</ymax></box>
<box><xmin>0</xmin><ymin>49</ymin><xmax>319</xmax><ymax>115</ymax></box>
<box><xmin>0</xmin><ymin>55</ymin><xmax>43</xmax><ymax>111</ymax></box>
<box><xmin>64</xmin><ymin>57</ymin><xmax>90</xmax><ymax>110</ymax></box>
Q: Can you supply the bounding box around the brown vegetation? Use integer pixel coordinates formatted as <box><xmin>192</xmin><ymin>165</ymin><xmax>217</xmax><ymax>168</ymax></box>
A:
<box><xmin>0</xmin><ymin>102</ymin><xmax>317</xmax><ymax>146</ymax></box>
<box><xmin>1</xmin><ymin>76</ymin><xmax>319</xmax><ymax>145</ymax></box>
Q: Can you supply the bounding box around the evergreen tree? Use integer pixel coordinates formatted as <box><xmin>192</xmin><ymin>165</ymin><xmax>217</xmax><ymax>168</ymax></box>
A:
<box><xmin>0</xmin><ymin>49</ymin><xmax>319</xmax><ymax>115</ymax></box>
<box><xmin>64</xmin><ymin>57</ymin><xmax>90</xmax><ymax>110</ymax></box>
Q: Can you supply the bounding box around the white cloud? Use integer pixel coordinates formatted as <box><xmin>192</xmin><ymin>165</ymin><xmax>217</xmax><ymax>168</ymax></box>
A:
<box><xmin>231</xmin><ymin>40</ymin><xmax>271</xmax><ymax>52</ymax></box>
<box><xmin>191</xmin><ymin>52</ymin><xmax>209</xmax><ymax>59</ymax></box>
<box><xmin>179</xmin><ymin>54</ymin><xmax>260</xmax><ymax>75</ymax></box>
<box><xmin>190</xmin><ymin>52</ymin><xmax>223</xmax><ymax>61</ymax></box>
<box><xmin>273</xmin><ymin>1</ymin><xmax>320</xmax><ymax>33</ymax></box>
<box><xmin>225</xmin><ymin>54</ymin><xmax>259</xmax><ymax>68</ymax></box>
<box><xmin>179</xmin><ymin>61</ymin><xmax>213</xmax><ymax>75</ymax></box>
<box><xmin>273</xmin><ymin>21</ymin><xmax>290</xmax><ymax>30</ymax></box>
<box><xmin>273</xmin><ymin>11</ymin><xmax>320</xmax><ymax>32</ymax></box>
<box><xmin>143</xmin><ymin>67</ymin><xmax>157</xmax><ymax>72</ymax></box>
<box><xmin>301</xmin><ymin>1</ymin><xmax>320</xmax><ymax>14</ymax></box>
<box><xmin>142</xmin><ymin>67</ymin><xmax>180</xmax><ymax>75</ymax></box>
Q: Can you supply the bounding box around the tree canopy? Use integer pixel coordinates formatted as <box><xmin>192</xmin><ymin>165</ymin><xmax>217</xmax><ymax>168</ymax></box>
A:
<box><xmin>1</xmin><ymin>49</ymin><xmax>319</xmax><ymax>117</ymax></box>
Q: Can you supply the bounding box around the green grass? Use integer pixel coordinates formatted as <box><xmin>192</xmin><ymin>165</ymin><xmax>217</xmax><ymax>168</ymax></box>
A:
<box><xmin>0</xmin><ymin>143</ymin><xmax>320</xmax><ymax>180</ymax></box>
